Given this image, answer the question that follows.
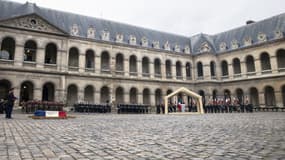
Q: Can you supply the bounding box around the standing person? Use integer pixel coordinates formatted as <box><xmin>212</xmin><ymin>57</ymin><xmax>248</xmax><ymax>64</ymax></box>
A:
<box><xmin>5</xmin><ymin>88</ymin><xmax>17</xmax><ymax>119</ymax></box>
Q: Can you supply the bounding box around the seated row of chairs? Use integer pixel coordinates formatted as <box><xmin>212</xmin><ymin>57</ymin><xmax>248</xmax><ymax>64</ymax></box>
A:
<box><xmin>22</xmin><ymin>100</ymin><xmax>64</xmax><ymax>113</ymax></box>
<box><xmin>117</xmin><ymin>104</ymin><xmax>149</xmax><ymax>114</ymax></box>
<box><xmin>74</xmin><ymin>103</ymin><xmax>111</xmax><ymax>113</ymax></box>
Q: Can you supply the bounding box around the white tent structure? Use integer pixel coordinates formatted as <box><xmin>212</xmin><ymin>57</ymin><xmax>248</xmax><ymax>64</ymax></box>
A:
<box><xmin>164</xmin><ymin>87</ymin><xmax>204</xmax><ymax>114</ymax></box>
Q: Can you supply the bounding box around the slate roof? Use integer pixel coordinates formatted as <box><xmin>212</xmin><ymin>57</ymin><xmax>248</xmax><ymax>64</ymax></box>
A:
<box><xmin>0</xmin><ymin>0</ymin><xmax>284</xmax><ymax>55</ymax></box>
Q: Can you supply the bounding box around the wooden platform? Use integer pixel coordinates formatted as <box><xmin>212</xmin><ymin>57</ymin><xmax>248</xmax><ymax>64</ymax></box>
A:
<box><xmin>28</xmin><ymin>116</ymin><xmax>76</xmax><ymax>119</ymax></box>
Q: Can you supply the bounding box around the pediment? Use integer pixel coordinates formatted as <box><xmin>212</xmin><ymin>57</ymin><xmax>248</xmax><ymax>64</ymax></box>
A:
<box><xmin>0</xmin><ymin>14</ymin><xmax>66</xmax><ymax>35</ymax></box>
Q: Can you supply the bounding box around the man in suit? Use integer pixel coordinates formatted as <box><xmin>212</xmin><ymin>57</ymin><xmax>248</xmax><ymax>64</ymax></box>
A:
<box><xmin>5</xmin><ymin>88</ymin><xmax>17</xmax><ymax>119</ymax></box>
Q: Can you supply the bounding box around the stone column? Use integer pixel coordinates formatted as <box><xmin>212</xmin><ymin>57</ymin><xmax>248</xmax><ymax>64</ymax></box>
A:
<box><xmin>124</xmin><ymin>59</ymin><xmax>129</xmax><ymax>77</ymax></box>
<box><xmin>254</xmin><ymin>59</ymin><xmax>261</xmax><ymax>76</ymax></box>
<box><xmin>258</xmin><ymin>92</ymin><xmax>265</xmax><ymax>107</ymax></box>
<box><xmin>14</xmin><ymin>87</ymin><xmax>21</xmax><ymax>107</ymax></box>
<box><xmin>161</xmin><ymin>62</ymin><xmax>166</xmax><ymax>79</ymax></box>
<box><xmin>95</xmin><ymin>90</ymin><xmax>100</xmax><ymax>103</ymax></box>
<box><xmin>79</xmin><ymin>53</ymin><xmax>85</xmax><ymax>73</ymax></box>
<box><xmin>182</xmin><ymin>65</ymin><xmax>186</xmax><ymax>81</ymax></box>
<box><xmin>150</xmin><ymin>61</ymin><xmax>154</xmax><ymax>79</ymax></box>
<box><xmin>36</xmin><ymin>48</ymin><xmax>45</xmax><ymax>69</ymax></box>
<box><xmin>95</xmin><ymin>54</ymin><xmax>101</xmax><ymax>74</ymax></box>
<box><xmin>203</xmin><ymin>64</ymin><xmax>210</xmax><ymax>80</ymax></box>
<box><xmin>150</xmin><ymin>92</ymin><xmax>156</xmax><ymax>113</ymax></box>
<box><xmin>275</xmin><ymin>91</ymin><xmax>283</xmax><ymax>107</ymax></box>
<box><xmin>137</xmin><ymin>60</ymin><xmax>142</xmax><ymax>78</ymax></box>
<box><xmin>14</xmin><ymin>44</ymin><xmax>24</xmax><ymax>67</ymax></box>
<box><xmin>228</xmin><ymin>63</ymin><xmax>233</xmax><ymax>79</ymax></box>
<box><xmin>240</xmin><ymin>61</ymin><xmax>246</xmax><ymax>78</ymax></box>
<box><xmin>124</xmin><ymin>92</ymin><xmax>129</xmax><ymax>104</ymax></box>
<box><xmin>171</xmin><ymin>64</ymin><xmax>176</xmax><ymax>80</ymax></box>
<box><xmin>78</xmin><ymin>89</ymin><xmax>84</xmax><ymax>102</ymax></box>
<box><xmin>34</xmin><ymin>88</ymin><xmax>42</xmax><ymax>100</ymax></box>
<box><xmin>270</xmin><ymin>56</ymin><xmax>278</xmax><ymax>74</ymax></box>
<box><xmin>138</xmin><ymin>92</ymin><xmax>143</xmax><ymax>104</ymax></box>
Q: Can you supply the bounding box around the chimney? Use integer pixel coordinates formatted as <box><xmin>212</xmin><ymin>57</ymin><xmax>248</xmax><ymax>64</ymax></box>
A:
<box><xmin>246</xmin><ymin>20</ymin><xmax>255</xmax><ymax>25</ymax></box>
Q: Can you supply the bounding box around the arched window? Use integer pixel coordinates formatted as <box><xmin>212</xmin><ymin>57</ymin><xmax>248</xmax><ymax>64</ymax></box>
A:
<box><xmin>236</xmin><ymin>88</ymin><xmax>244</xmax><ymax>104</ymax></box>
<box><xmin>155</xmin><ymin>89</ymin><xmax>162</xmax><ymax>105</ymax></box>
<box><xmin>249</xmin><ymin>87</ymin><xmax>259</xmax><ymax>106</ymax></box>
<box><xmin>0</xmin><ymin>37</ymin><xmax>15</xmax><ymax>60</ymax></box>
<box><xmin>264</xmin><ymin>86</ymin><xmax>275</xmax><ymax>106</ymax></box>
<box><xmin>221</xmin><ymin>60</ymin><xmax>229</xmax><ymax>77</ymax></box>
<box><xmin>115</xmin><ymin>53</ymin><xmax>124</xmax><ymax>73</ymax></box>
<box><xmin>115</xmin><ymin>87</ymin><xmax>124</xmax><ymax>104</ymax></box>
<box><xmin>233</xmin><ymin>58</ymin><xmax>241</xmax><ymax>75</ymax></box>
<box><xmin>100</xmin><ymin>86</ymin><xmax>110</xmax><ymax>103</ymax></box>
<box><xmin>198</xmin><ymin>90</ymin><xmax>205</xmax><ymax>106</ymax></box>
<box><xmin>85</xmin><ymin>50</ymin><xmax>95</xmax><ymax>69</ymax></box>
<box><xmin>101</xmin><ymin>51</ymin><xmax>110</xmax><ymax>72</ymax></box>
<box><xmin>186</xmin><ymin>62</ymin><xmax>192</xmax><ymax>79</ymax></box>
<box><xmin>130</xmin><ymin>87</ymin><xmax>137</xmax><ymax>104</ymax></box>
<box><xmin>84</xmin><ymin>85</ymin><xmax>94</xmax><ymax>103</ymax></box>
<box><xmin>0</xmin><ymin>79</ymin><xmax>12</xmax><ymax>100</ymax></box>
<box><xmin>165</xmin><ymin>60</ymin><xmax>172</xmax><ymax>78</ymax></box>
<box><xmin>24</xmin><ymin>40</ymin><xmax>37</xmax><ymax>62</ymax></box>
<box><xmin>176</xmin><ymin>61</ymin><xmax>182</xmax><ymax>79</ymax></box>
<box><xmin>42</xmin><ymin>82</ymin><xmax>55</xmax><ymax>101</ymax></box>
<box><xmin>67</xmin><ymin>84</ymin><xmax>77</xmax><ymax>105</ymax></box>
<box><xmin>246</xmin><ymin>55</ymin><xmax>255</xmax><ymax>73</ymax></box>
<box><xmin>143</xmin><ymin>88</ymin><xmax>150</xmax><ymax>104</ymax></box>
<box><xmin>212</xmin><ymin>90</ymin><xmax>217</xmax><ymax>100</ymax></box>
<box><xmin>260</xmin><ymin>52</ymin><xmax>271</xmax><ymax>71</ymax></box>
<box><xmin>197</xmin><ymin>62</ymin><xmax>203</xmax><ymax>78</ymax></box>
<box><xmin>282</xmin><ymin>85</ymin><xmax>285</xmax><ymax>107</ymax></box>
<box><xmin>154</xmin><ymin>58</ymin><xmax>161</xmax><ymax>77</ymax></box>
<box><xmin>45</xmin><ymin>43</ymin><xmax>57</xmax><ymax>64</ymax></box>
<box><xmin>166</xmin><ymin>89</ymin><xmax>173</xmax><ymax>103</ymax></box>
<box><xmin>277</xmin><ymin>49</ymin><xmax>285</xmax><ymax>69</ymax></box>
<box><xmin>68</xmin><ymin>47</ymin><xmax>79</xmax><ymax>69</ymax></box>
<box><xmin>142</xmin><ymin>57</ymin><xmax>150</xmax><ymax>77</ymax></box>
<box><xmin>224</xmin><ymin>89</ymin><xmax>231</xmax><ymax>102</ymax></box>
<box><xmin>20</xmin><ymin>81</ymin><xmax>34</xmax><ymax>103</ymax></box>
<box><xmin>129</xmin><ymin>55</ymin><xmax>137</xmax><ymax>75</ymax></box>
<box><xmin>210</xmin><ymin>61</ymin><xmax>216</xmax><ymax>78</ymax></box>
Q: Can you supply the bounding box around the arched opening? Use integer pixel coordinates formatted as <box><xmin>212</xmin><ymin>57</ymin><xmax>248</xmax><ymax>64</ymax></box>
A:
<box><xmin>85</xmin><ymin>49</ymin><xmax>95</xmax><ymax>69</ymax></box>
<box><xmin>100</xmin><ymin>86</ymin><xmax>109</xmax><ymax>103</ymax></box>
<box><xmin>166</xmin><ymin>89</ymin><xmax>173</xmax><ymax>103</ymax></box>
<box><xmin>224</xmin><ymin>89</ymin><xmax>231</xmax><ymax>103</ymax></box>
<box><xmin>0</xmin><ymin>79</ymin><xmax>11</xmax><ymax>100</ymax></box>
<box><xmin>115</xmin><ymin>53</ymin><xmax>124</xmax><ymax>72</ymax></box>
<box><xmin>45</xmin><ymin>43</ymin><xmax>57</xmax><ymax>64</ymax></box>
<box><xmin>260</xmin><ymin>52</ymin><xmax>271</xmax><ymax>71</ymax></box>
<box><xmin>212</xmin><ymin>90</ymin><xmax>217</xmax><ymax>100</ymax></box>
<box><xmin>101</xmin><ymin>51</ymin><xmax>110</xmax><ymax>72</ymax></box>
<box><xmin>143</xmin><ymin>88</ymin><xmax>150</xmax><ymax>104</ymax></box>
<box><xmin>42</xmin><ymin>82</ymin><xmax>55</xmax><ymax>101</ymax></box>
<box><xmin>176</xmin><ymin>61</ymin><xmax>182</xmax><ymax>79</ymax></box>
<box><xmin>155</xmin><ymin>89</ymin><xmax>162</xmax><ymax>105</ymax></box>
<box><xmin>68</xmin><ymin>47</ymin><xmax>79</xmax><ymax>68</ymax></box>
<box><xmin>221</xmin><ymin>60</ymin><xmax>229</xmax><ymax>76</ymax></box>
<box><xmin>20</xmin><ymin>81</ymin><xmax>34</xmax><ymax>104</ymax></box>
<box><xmin>129</xmin><ymin>87</ymin><xmax>137</xmax><ymax>104</ymax></box>
<box><xmin>186</xmin><ymin>62</ymin><xmax>192</xmax><ymax>79</ymax></box>
<box><xmin>0</xmin><ymin>37</ymin><xmax>15</xmax><ymax>60</ymax></box>
<box><xmin>197</xmin><ymin>62</ymin><xmax>203</xmax><ymax>78</ymax></box>
<box><xmin>277</xmin><ymin>49</ymin><xmax>285</xmax><ymax>69</ymax></box>
<box><xmin>246</xmin><ymin>55</ymin><xmax>255</xmax><ymax>73</ymax></box>
<box><xmin>264</xmin><ymin>86</ymin><xmax>275</xmax><ymax>106</ymax></box>
<box><xmin>165</xmin><ymin>60</ymin><xmax>172</xmax><ymax>78</ymax></box>
<box><xmin>233</xmin><ymin>58</ymin><xmax>241</xmax><ymax>75</ymax></box>
<box><xmin>236</xmin><ymin>88</ymin><xmax>244</xmax><ymax>104</ymax></box>
<box><xmin>115</xmin><ymin>87</ymin><xmax>124</xmax><ymax>104</ymax></box>
<box><xmin>282</xmin><ymin>85</ymin><xmax>285</xmax><ymax>107</ymax></box>
<box><xmin>129</xmin><ymin>55</ymin><xmax>137</xmax><ymax>75</ymax></box>
<box><xmin>24</xmin><ymin>40</ymin><xmax>37</xmax><ymax>62</ymax></box>
<box><xmin>154</xmin><ymin>58</ymin><xmax>161</xmax><ymax>77</ymax></box>
<box><xmin>84</xmin><ymin>85</ymin><xmax>94</xmax><ymax>103</ymax></box>
<box><xmin>210</xmin><ymin>61</ymin><xmax>216</xmax><ymax>77</ymax></box>
<box><xmin>67</xmin><ymin>84</ymin><xmax>77</xmax><ymax>105</ymax></box>
<box><xmin>249</xmin><ymin>87</ymin><xmax>259</xmax><ymax>106</ymax></box>
<box><xmin>142</xmin><ymin>57</ymin><xmax>150</xmax><ymax>76</ymax></box>
<box><xmin>198</xmin><ymin>90</ymin><xmax>205</xmax><ymax>106</ymax></box>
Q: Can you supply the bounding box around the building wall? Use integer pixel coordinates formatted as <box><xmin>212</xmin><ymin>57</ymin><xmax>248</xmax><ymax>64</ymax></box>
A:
<box><xmin>0</xmin><ymin>27</ymin><xmax>285</xmax><ymax>110</ymax></box>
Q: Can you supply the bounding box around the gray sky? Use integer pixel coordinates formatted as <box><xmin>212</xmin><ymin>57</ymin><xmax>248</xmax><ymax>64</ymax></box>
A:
<box><xmin>10</xmin><ymin>0</ymin><xmax>285</xmax><ymax>36</ymax></box>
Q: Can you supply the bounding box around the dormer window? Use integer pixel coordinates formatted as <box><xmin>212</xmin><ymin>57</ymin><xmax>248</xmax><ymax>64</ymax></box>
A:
<box><xmin>184</xmin><ymin>45</ymin><xmax>190</xmax><ymax>54</ymax></box>
<box><xmin>164</xmin><ymin>41</ymin><xmax>170</xmax><ymax>50</ymax></box>
<box><xmin>199</xmin><ymin>42</ymin><xmax>211</xmax><ymax>53</ymax></box>
<box><xmin>116</xmin><ymin>33</ymin><xmax>124</xmax><ymax>43</ymax></box>
<box><xmin>101</xmin><ymin>29</ymin><xmax>110</xmax><ymax>41</ymax></box>
<box><xmin>231</xmin><ymin>40</ymin><xmax>239</xmax><ymax>49</ymax></box>
<box><xmin>274</xmin><ymin>29</ymin><xmax>283</xmax><ymax>39</ymax></box>
<box><xmin>243</xmin><ymin>36</ymin><xmax>252</xmax><ymax>46</ymax></box>
<box><xmin>219</xmin><ymin>42</ymin><xmax>227</xmax><ymax>51</ymax></box>
<box><xmin>70</xmin><ymin>24</ymin><xmax>79</xmax><ymax>36</ymax></box>
<box><xmin>152</xmin><ymin>41</ymin><xmax>160</xmax><ymax>49</ymax></box>
<box><xmin>129</xmin><ymin>35</ymin><xmax>136</xmax><ymax>45</ymax></box>
<box><xmin>257</xmin><ymin>32</ymin><xmax>267</xmax><ymax>42</ymax></box>
<box><xmin>87</xmin><ymin>26</ymin><xmax>95</xmax><ymax>38</ymax></box>
<box><xmin>174</xmin><ymin>44</ymin><xmax>180</xmax><ymax>52</ymax></box>
<box><xmin>141</xmin><ymin>37</ymin><xmax>148</xmax><ymax>47</ymax></box>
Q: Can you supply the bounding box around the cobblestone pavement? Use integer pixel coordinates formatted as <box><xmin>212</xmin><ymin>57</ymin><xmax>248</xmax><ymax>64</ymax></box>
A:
<box><xmin>0</xmin><ymin>113</ymin><xmax>285</xmax><ymax>160</ymax></box>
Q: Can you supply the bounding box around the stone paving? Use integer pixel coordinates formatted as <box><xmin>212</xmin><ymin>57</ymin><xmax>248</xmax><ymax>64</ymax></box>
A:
<box><xmin>0</xmin><ymin>112</ymin><xmax>285</xmax><ymax>160</ymax></box>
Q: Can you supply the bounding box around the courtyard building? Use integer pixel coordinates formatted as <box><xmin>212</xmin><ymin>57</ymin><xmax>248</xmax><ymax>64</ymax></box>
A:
<box><xmin>0</xmin><ymin>0</ymin><xmax>285</xmax><ymax>111</ymax></box>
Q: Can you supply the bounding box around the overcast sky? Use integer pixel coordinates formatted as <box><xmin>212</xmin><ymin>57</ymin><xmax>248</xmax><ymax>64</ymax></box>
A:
<box><xmin>10</xmin><ymin>0</ymin><xmax>285</xmax><ymax>36</ymax></box>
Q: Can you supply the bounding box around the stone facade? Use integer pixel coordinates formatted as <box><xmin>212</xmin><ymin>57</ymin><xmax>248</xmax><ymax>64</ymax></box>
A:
<box><xmin>0</xmin><ymin>2</ymin><xmax>285</xmax><ymax>111</ymax></box>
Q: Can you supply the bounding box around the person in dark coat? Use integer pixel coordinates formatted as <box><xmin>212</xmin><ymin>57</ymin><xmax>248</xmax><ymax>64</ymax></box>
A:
<box><xmin>5</xmin><ymin>88</ymin><xmax>17</xmax><ymax>119</ymax></box>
